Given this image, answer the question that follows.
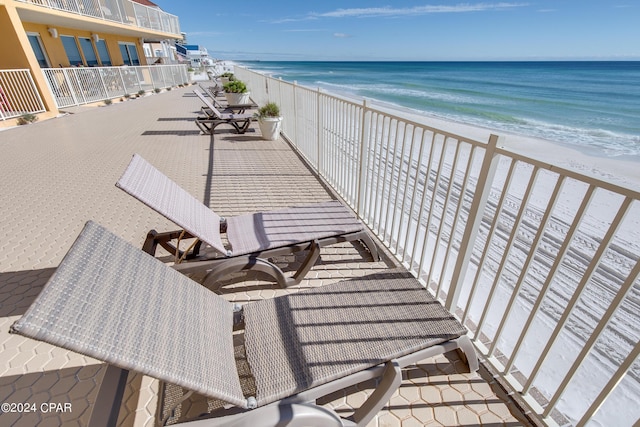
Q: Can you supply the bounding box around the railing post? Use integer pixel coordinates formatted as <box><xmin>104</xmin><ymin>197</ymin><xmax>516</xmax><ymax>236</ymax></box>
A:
<box><xmin>292</xmin><ymin>80</ymin><xmax>298</xmax><ymax>148</ymax></box>
<box><xmin>316</xmin><ymin>87</ymin><xmax>322</xmax><ymax>175</ymax></box>
<box><xmin>356</xmin><ymin>99</ymin><xmax>370</xmax><ymax>216</ymax></box>
<box><xmin>118</xmin><ymin>68</ymin><xmax>127</xmax><ymax>95</ymax></box>
<box><xmin>147</xmin><ymin>66</ymin><xmax>155</xmax><ymax>89</ymax></box>
<box><xmin>444</xmin><ymin>134</ymin><xmax>502</xmax><ymax>312</ymax></box>
<box><xmin>66</xmin><ymin>68</ymin><xmax>80</xmax><ymax>105</ymax></box>
<box><xmin>99</xmin><ymin>68</ymin><xmax>109</xmax><ymax>99</ymax></box>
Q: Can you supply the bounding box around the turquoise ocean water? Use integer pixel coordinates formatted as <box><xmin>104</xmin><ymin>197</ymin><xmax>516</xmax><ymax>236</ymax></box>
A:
<box><xmin>239</xmin><ymin>61</ymin><xmax>640</xmax><ymax>157</ymax></box>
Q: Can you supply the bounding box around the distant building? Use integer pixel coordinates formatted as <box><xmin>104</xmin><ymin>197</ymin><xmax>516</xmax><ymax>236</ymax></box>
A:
<box><xmin>0</xmin><ymin>0</ymin><xmax>184</xmax><ymax>117</ymax></box>
<box><xmin>175</xmin><ymin>42</ymin><xmax>215</xmax><ymax>68</ymax></box>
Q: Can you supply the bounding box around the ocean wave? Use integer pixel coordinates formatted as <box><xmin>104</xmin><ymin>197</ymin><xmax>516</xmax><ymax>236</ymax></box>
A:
<box><xmin>248</xmin><ymin>61</ymin><xmax>640</xmax><ymax>158</ymax></box>
<box><xmin>314</xmin><ymin>80</ymin><xmax>481</xmax><ymax>105</ymax></box>
<box><xmin>454</xmin><ymin>114</ymin><xmax>640</xmax><ymax>157</ymax></box>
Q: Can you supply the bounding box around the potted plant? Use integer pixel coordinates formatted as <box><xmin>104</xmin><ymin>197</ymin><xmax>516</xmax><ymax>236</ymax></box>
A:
<box><xmin>223</xmin><ymin>80</ymin><xmax>250</xmax><ymax>105</ymax></box>
<box><xmin>219</xmin><ymin>72</ymin><xmax>235</xmax><ymax>84</ymax></box>
<box><xmin>256</xmin><ymin>102</ymin><xmax>282</xmax><ymax>141</ymax></box>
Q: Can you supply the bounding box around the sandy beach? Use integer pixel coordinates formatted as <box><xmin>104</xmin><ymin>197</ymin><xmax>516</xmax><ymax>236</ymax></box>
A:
<box><xmin>353</xmin><ymin>95</ymin><xmax>640</xmax><ymax>193</ymax></box>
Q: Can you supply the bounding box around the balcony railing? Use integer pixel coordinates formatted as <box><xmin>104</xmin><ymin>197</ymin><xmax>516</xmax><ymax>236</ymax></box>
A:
<box><xmin>236</xmin><ymin>67</ymin><xmax>640</xmax><ymax>427</ymax></box>
<box><xmin>0</xmin><ymin>69</ymin><xmax>46</xmax><ymax>120</ymax></box>
<box><xmin>42</xmin><ymin>64</ymin><xmax>188</xmax><ymax>107</ymax></box>
<box><xmin>15</xmin><ymin>0</ymin><xmax>180</xmax><ymax>35</ymax></box>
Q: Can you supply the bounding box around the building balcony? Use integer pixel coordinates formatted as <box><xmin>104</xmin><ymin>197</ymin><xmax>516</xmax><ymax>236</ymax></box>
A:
<box><xmin>14</xmin><ymin>0</ymin><xmax>181</xmax><ymax>38</ymax></box>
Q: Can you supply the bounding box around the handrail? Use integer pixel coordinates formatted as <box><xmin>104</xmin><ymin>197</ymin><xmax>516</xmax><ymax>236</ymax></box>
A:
<box><xmin>42</xmin><ymin>64</ymin><xmax>189</xmax><ymax>108</ymax></box>
<box><xmin>0</xmin><ymin>69</ymin><xmax>46</xmax><ymax>120</ymax></box>
<box><xmin>14</xmin><ymin>0</ymin><xmax>181</xmax><ymax>36</ymax></box>
<box><xmin>236</xmin><ymin>66</ymin><xmax>640</xmax><ymax>427</ymax></box>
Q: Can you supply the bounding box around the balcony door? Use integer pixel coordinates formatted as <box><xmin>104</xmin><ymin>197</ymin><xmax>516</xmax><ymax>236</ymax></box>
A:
<box><xmin>118</xmin><ymin>43</ymin><xmax>140</xmax><ymax>66</ymax></box>
<box><xmin>78</xmin><ymin>37</ymin><xmax>99</xmax><ymax>67</ymax></box>
<box><xmin>27</xmin><ymin>33</ymin><xmax>50</xmax><ymax>68</ymax></box>
<box><xmin>61</xmin><ymin>35</ymin><xmax>83</xmax><ymax>67</ymax></box>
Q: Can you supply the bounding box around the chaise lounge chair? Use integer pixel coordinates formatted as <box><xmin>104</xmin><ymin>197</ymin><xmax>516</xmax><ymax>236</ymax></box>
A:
<box><xmin>11</xmin><ymin>221</ymin><xmax>478</xmax><ymax>427</ymax></box>
<box><xmin>116</xmin><ymin>154</ymin><xmax>379</xmax><ymax>287</ymax></box>
<box><xmin>197</xmin><ymin>85</ymin><xmax>255</xmax><ymax>113</ymax></box>
<box><xmin>193</xmin><ymin>89</ymin><xmax>255</xmax><ymax>134</ymax></box>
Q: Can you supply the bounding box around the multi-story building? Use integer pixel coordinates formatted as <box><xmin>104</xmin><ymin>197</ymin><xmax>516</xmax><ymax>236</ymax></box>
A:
<box><xmin>0</xmin><ymin>0</ymin><xmax>185</xmax><ymax>121</ymax></box>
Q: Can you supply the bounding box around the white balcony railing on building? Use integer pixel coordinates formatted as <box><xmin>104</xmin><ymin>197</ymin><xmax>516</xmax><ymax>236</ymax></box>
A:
<box><xmin>235</xmin><ymin>67</ymin><xmax>640</xmax><ymax>427</ymax></box>
<box><xmin>16</xmin><ymin>0</ymin><xmax>180</xmax><ymax>36</ymax></box>
<box><xmin>0</xmin><ymin>69</ymin><xmax>46</xmax><ymax>120</ymax></box>
<box><xmin>42</xmin><ymin>64</ymin><xmax>188</xmax><ymax>108</ymax></box>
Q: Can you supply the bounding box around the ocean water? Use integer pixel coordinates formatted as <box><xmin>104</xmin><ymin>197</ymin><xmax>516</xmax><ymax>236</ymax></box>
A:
<box><xmin>239</xmin><ymin>61</ymin><xmax>640</xmax><ymax>157</ymax></box>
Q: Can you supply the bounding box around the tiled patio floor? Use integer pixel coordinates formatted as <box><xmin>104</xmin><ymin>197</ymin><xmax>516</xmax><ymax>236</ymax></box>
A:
<box><xmin>0</xmin><ymin>86</ymin><xmax>532</xmax><ymax>426</ymax></box>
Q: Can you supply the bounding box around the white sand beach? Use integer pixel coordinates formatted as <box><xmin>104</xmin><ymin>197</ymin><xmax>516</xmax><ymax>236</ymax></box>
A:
<box><xmin>365</xmin><ymin>97</ymin><xmax>640</xmax><ymax>193</ymax></box>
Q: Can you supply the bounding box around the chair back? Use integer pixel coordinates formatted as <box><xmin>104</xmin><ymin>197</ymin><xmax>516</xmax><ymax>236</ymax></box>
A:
<box><xmin>11</xmin><ymin>221</ymin><xmax>249</xmax><ymax>408</ymax></box>
<box><xmin>116</xmin><ymin>154</ymin><xmax>228</xmax><ymax>255</ymax></box>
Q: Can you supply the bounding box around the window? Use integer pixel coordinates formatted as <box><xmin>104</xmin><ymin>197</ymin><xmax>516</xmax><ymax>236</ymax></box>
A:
<box><xmin>118</xmin><ymin>43</ymin><xmax>140</xmax><ymax>66</ymax></box>
<box><xmin>61</xmin><ymin>35</ymin><xmax>83</xmax><ymax>66</ymax></box>
<box><xmin>27</xmin><ymin>33</ymin><xmax>50</xmax><ymax>68</ymax></box>
<box><xmin>78</xmin><ymin>37</ymin><xmax>99</xmax><ymax>66</ymax></box>
<box><xmin>95</xmin><ymin>40</ymin><xmax>112</xmax><ymax>66</ymax></box>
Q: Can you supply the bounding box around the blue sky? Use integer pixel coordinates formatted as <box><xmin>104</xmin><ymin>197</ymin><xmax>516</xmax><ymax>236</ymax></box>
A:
<box><xmin>156</xmin><ymin>1</ymin><xmax>640</xmax><ymax>61</ymax></box>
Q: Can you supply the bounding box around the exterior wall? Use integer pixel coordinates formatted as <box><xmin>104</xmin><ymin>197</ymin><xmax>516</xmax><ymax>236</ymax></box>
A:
<box><xmin>0</xmin><ymin>0</ymin><xmax>181</xmax><ymax>118</ymax></box>
<box><xmin>21</xmin><ymin>22</ymin><xmax>145</xmax><ymax>67</ymax></box>
<box><xmin>0</xmin><ymin>5</ymin><xmax>34</xmax><ymax>69</ymax></box>
<box><xmin>0</xmin><ymin>4</ymin><xmax>59</xmax><ymax>116</ymax></box>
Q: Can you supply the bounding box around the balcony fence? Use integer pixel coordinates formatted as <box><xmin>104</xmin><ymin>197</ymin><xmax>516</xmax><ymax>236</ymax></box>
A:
<box><xmin>15</xmin><ymin>0</ymin><xmax>180</xmax><ymax>35</ymax></box>
<box><xmin>236</xmin><ymin>67</ymin><xmax>640</xmax><ymax>427</ymax></box>
<box><xmin>42</xmin><ymin>64</ymin><xmax>188</xmax><ymax>108</ymax></box>
<box><xmin>0</xmin><ymin>69</ymin><xmax>46</xmax><ymax>120</ymax></box>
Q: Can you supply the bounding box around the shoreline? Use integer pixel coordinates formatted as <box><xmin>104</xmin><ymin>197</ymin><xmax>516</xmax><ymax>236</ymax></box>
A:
<box><xmin>385</xmin><ymin>101</ymin><xmax>640</xmax><ymax>192</ymax></box>
<box><xmin>229</xmin><ymin>60</ymin><xmax>640</xmax><ymax>192</ymax></box>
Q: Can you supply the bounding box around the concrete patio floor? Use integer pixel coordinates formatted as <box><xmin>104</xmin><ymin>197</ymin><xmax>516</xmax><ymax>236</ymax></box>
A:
<box><xmin>0</xmin><ymin>86</ymin><xmax>532</xmax><ymax>426</ymax></box>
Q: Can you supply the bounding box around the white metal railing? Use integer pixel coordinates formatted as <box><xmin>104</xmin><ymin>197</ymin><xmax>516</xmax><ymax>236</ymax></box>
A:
<box><xmin>15</xmin><ymin>0</ymin><xmax>180</xmax><ymax>36</ymax></box>
<box><xmin>42</xmin><ymin>64</ymin><xmax>188</xmax><ymax>107</ymax></box>
<box><xmin>0</xmin><ymin>69</ymin><xmax>46</xmax><ymax>120</ymax></box>
<box><xmin>236</xmin><ymin>67</ymin><xmax>640</xmax><ymax>427</ymax></box>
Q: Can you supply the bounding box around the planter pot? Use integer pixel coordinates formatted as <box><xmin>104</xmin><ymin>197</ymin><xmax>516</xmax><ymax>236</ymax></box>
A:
<box><xmin>258</xmin><ymin>117</ymin><xmax>283</xmax><ymax>141</ymax></box>
<box><xmin>220</xmin><ymin>77</ymin><xmax>230</xmax><ymax>85</ymax></box>
<box><xmin>225</xmin><ymin>91</ymin><xmax>250</xmax><ymax>105</ymax></box>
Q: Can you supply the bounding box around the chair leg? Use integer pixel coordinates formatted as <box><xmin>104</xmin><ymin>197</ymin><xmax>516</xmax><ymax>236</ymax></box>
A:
<box><xmin>456</xmin><ymin>335</ymin><xmax>479</xmax><ymax>372</ymax></box>
<box><xmin>358</xmin><ymin>232</ymin><xmax>380</xmax><ymax>262</ymax></box>
<box><xmin>350</xmin><ymin>361</ymin><xmax>402</xmax><ymax>426</ymax></box>
<box><xmin>195</xmin><ymin>119</ymin><xmax>212</xmax><ymax>134</ymax></box>
<box><xmin>182</xmin><ymin>402</ymin><xmax>344</xmax><ymax>427</ymax></box>
<box><xmin>88</xmin><ymin>365</ymin><xmax>129</xmax><ymax>427</ymax></box>
<box><xmin>290</xmin><ymin>240</ymin><xmax>321</xmax><ymax>286</ymax></box>
<box><xmin>202</xmin><ymin>256</ymin><xmax>291</xmax><ymax>288</ymax></box>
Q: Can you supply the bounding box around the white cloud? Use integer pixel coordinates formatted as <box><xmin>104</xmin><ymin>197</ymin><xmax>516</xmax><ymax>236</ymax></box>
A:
<box><xmin>283</xmin><ymin>29</ymin><xmax>328</xmax><ymax>32</ymax></box>
<box><xmin>333</xmin><ymin>33</ymin><xmax>352</xmax><ymax>38</ymax></box>
<box><xmin>311</xmin><ymin>3</ymin><xmax>528</xmax><ymax>19</ymax></box>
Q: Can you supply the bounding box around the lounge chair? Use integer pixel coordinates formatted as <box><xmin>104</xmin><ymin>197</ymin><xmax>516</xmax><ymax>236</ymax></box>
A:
<box><xmin>11</xmin><ymin>221</ymin><xmax>478</xmax><ymax>427</ymax></box>
<box><xmin>116</xmin><ymin>154</ymin><xmax>379</xmax><ymax>287</ymax></box>
<box><xmin>193</xmin><ymin>89</ymin><xmax>255</xmax><ymax>134</ymax></box>
<box><xmin>196</xmin><ymin>85</ymin><xmax>255</xmax><ymax>113</ymax></box>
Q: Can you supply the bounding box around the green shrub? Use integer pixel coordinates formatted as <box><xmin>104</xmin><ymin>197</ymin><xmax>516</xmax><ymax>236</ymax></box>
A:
<box><xmin>104</xmin><ymin>99</ymin><xmax>113</xmax><ymax>105</ymax></box>
<box><xmin>16</xmin><ymin>113</ymin><xmax>38</xmax><ymax>125</ymax></box>
<box><xmin>137</xmin><ymin>89</ymin><xmax>145</xmax><ymax>96</ymax></box>
<box><xmin>154</xmin><ymin>88</ymin><xmax>161</xmax><ymax>93</ymax></box>
<box><xmin>256</xmin><ymin>102</ymin><xmax>280</xmax><ymax>119</ymax></box>
<box><xmin>223</xmin><ymin>80</ymin><xmax>247</xmax><ymax>93</ymax></box>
